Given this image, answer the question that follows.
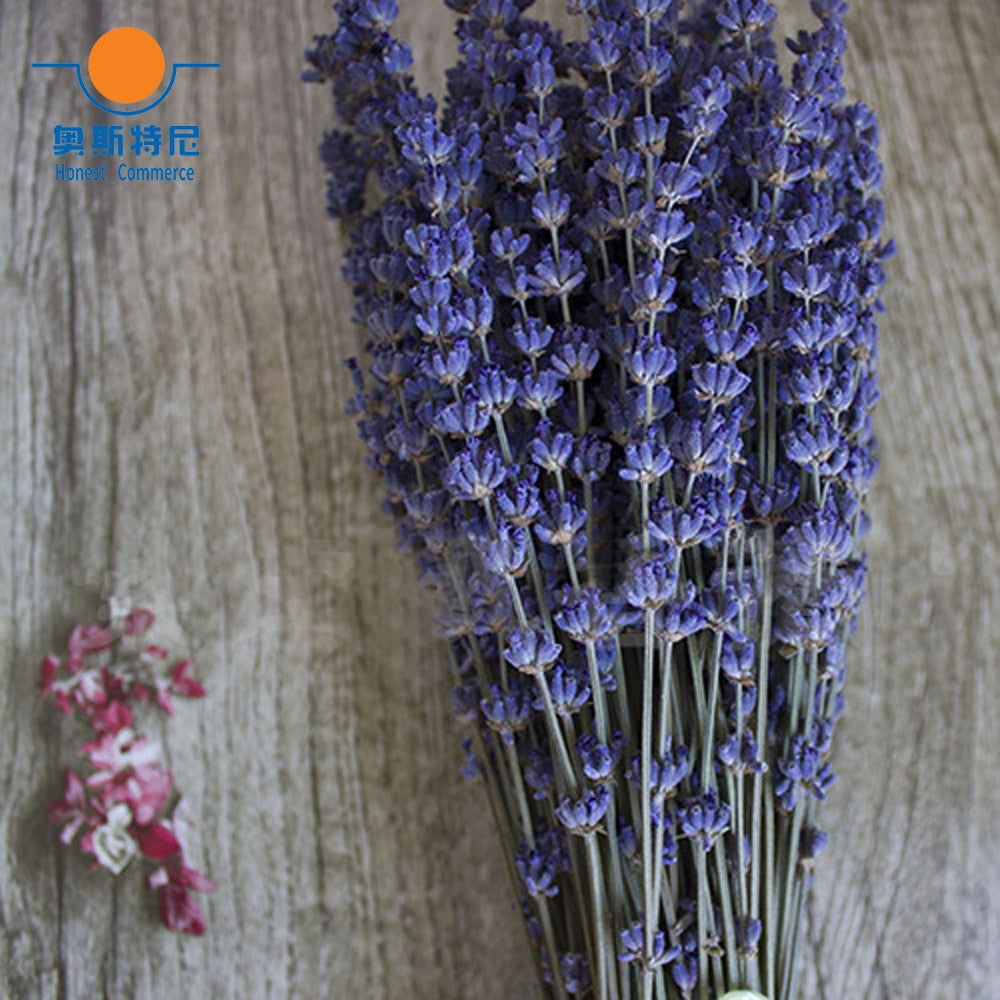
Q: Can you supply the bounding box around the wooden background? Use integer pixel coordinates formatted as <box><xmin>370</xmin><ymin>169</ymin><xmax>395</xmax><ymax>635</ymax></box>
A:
<box><xmin>2</xmin><ymin>1</ymin><xmax>998</xmax><ymax>996</ymax></box>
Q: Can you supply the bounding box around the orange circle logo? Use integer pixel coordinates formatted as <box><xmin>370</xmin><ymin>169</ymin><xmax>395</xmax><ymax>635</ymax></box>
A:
<box><xmin>87</xmin><ymin>27</ymin><xmax>165</xmax><ymax>105</ymax></box>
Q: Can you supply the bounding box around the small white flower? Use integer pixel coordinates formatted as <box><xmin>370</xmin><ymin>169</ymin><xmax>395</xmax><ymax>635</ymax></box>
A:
<box><xmin>92</xmin><ymin>803</ymin><xmax>136</xmax><ymax>875</ymax></box>
<box><xmin>107</xmin><ymin>595</ymin><xmax>132</xmax><ymax>631</ymax></box>
<box><xmin>719</xmin><ymin>992</ymin><xmax>770</xmax><ymax>1000</ymax></box>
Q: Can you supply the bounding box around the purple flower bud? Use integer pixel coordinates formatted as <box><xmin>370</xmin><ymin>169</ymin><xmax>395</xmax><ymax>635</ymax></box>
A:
<box><xmin>627</xmin><ymin>46</ymin><xmax>673</xmax><ymax>90</ymax></box>
<box><xmin>432</xmin><ymin>388</ymin><xmax>490</xmax><ymax>439</ymax></box>
<box><xmin>519</xmin><ymin>369</ymin><xmax>565</xmax><ymax>414</ymax></box>
<box><xmin>783</xmin><ymin>413</ymin><xmax>848</xmax><ymax>476</ymax></box>
<box><xmin>779</xmin><ymin>353</ymin><xmax>834</xmax><ymax>405</ymax></box>
<box><xmin>621</xmin><ymin>555</ymin><xmax>678</xmax><ymax>610</ymax></box>
<box><xmin>545</xmin><ymin>664</ymin><xmax>592</xmax><ymax>718</ymax></box>
<box><xmin>653</xmin><ymin>161</ymin><xmax>702</xmax><ymax>206</ymax></box>
<box><xmin>529</xmin><ymin>425</ymin><xmax>575</xmax><ymax>473</ymax></box>
<box><xmin>628</xmin><ymin>738</ymin><xmax>690</xmax><ymax>799</ymax></box>
<box><xmin>690</xmin><ymin>362</ymin><xmax>752</xmax><ymax>405</ymax></box>
<box><xmin>671</xmin><ymin>955</ymin><xmax>698</xmax><ymax>993</ymax></box>
<box><xmin>654</xmin><ymin>582</ymin><xmax>708</xmax><ymax>642</ymax></box>
<box><xmin>424</xmin><ymin>338</ymin><xmax>472</xmax><ymax>386</ymax></box>
<box><xmin>444</xmin><ymin>442</ymin><xmax>508</xmax><ymax>501</ymax></box>
<box><xmin>774</xmin><ymin>736</ymin><xmax>831</xmax><ymax>811</ymax></box>
<box><xmin>637</xmin><ymin>208</ymin><xmax>694</xmax><ymax>257</ymax></box>
<box><xmin>496</xmin><ymin>474</ymin><xmax>542</xmax><ymax>526</ymax></box>
<box><xmin>515</xmin><ymin>843</ymin><xmax>560</xmax><ymax>899</ymax></box>
<box><xmin>586</xmin><ymin>34</ymin><xmax>621</xmax><ymax>74</ymax></box>
<box><xmin>799</xmin><ymin>825</ymin><xmax>830</xmax><ymax>869</ymax></box>
<box><xmin>476</xmin><ymin>364</ymin><xmax>518</xmax><ymax>416</ymax></box>
<box><xmin>677</xmin><ymin>789</ymin><xmax>730</xmax><ymax>850</ymax></box>
<box><xmin>555</xmin><ymin>588</ymin><xmax>615</xmax><ymax>642</ymax></box>
<box><xmin>649</xmin><ymin>500</ymin><xmax>719</xmax><ymax>549</ymax></box>
<box><xmin>716</xmin><ymin>0</ymin><xmax>776</xmax><ymax>36</ymax></box>
<box><xmin>575</xmin><ymin>732</ymin><xmax>621</xmax><ymax>782</ymax></box>
<box><xmin>556</xmin><ymin>784</ymin><xmax>611</xmax><ymax>835</ymax></box>
<box><xmin>681</xmin><ymin>66</ymin><xmax>731</xmax><ymax>143</ymax></box>
<box><xmin>625</xmin><ymin>336</ymin><xmax>678</xmax><ymax>386</ymax></box>
<box><xmin>717</xmin><ymin>731</ymin><xmax>766</xmax><ymax>775</ymax></box>
<box><xmin>511</xmin><ymin>317</ymin><xmax>555</xmax><ymax>358</ymax></box>
<box><xmin>737</xmin><ymin>916</ymin><xmax>763</xmax><ymax>957</ymax></box>
<box><xmin>490</xmin><ymin>227</ymin><xmax>531</xmax><ymax>263</ymax></box>
<box><xmin>560</xmin><ymin>952</ymin><xmax>591</xmax><ymax>995</ymax></box>
<box><xmin>531</xmin><ymin>187</ymin><xmax>571</xmax><ymax>230</ymax></box>
<box><xmin>535</xmin><ymin>494</ymin><xmax>587</xmax><ymax>547</ymax></box>
<box><xmin>504</xmin><ymin>627</ymin><xmax>561</xmax><ymax>675</ymax></box>
<box><xmin>782</xmin><ymin>261</ymin><xmax>833</xmax><ymax>306</ymax></box>
<box><xmin>670</xmin><ymin>413</ymin><xmax>738</xmax><ymax>478</ymax></box>
<box><xmin>484</xmin><ymin>523</ymin><xmax>528</xmax><ymax>578</ymax></box>
<box><xmin>571</xmin><ymin>433</ymin><xmax>611</xmax><ymax>482</ymax></box>
<box><xmin>398</xmin><ymin>116</ymin><xmax>454</xmax><ymax>169</ymax></box>
<box><xmin>632</xmin><ymin>114</ymin><xmax>671</xmax><ymax>156</ymax></box>
<box><xmin>779</xmin><ymin>506</ymin><xmax>853</xmax><ymax>576</ymax></box>
<box><xmin>618</xmin><ymin>920</ymin><xmax>679</xmax><ymax>967</ymax></box>
<box><xmin>719</xmin><ymin>636</ymin><xmax>756</xmax><ymax>684</ymax></box>
<box><xmin>356</xmin><ymin>0</ymin><xmax>399</xmax><ymax>33</ymax></box>
<box><xmin>480</xmin><ymin>682</ymin><xmax>533</xmax><ymax>746</ymax></box>
<box><xmin>624</xmin><ymin>260</ymin><xmax>678</xmax><ymax>321</ymax></box>
<box><xmin>621</xmin><ymin>431</ymin><xmax>674</xmax><ymax>484</ymax></box>
<box><xmin>702</xmin><ymin>314</ymin><xmax>759</xmax><ymax>361</ymax></box>
<box><xmin>525</xmin><ymin>50</ymin><xmax>556</xmax><ymax>100</ymax></box>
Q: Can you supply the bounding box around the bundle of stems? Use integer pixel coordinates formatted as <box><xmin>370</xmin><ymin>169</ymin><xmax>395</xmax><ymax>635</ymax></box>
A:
<box><xmin>306</xmin><ymin>1</ymin><xmax>889</xmax><ymax>995</ymax></box>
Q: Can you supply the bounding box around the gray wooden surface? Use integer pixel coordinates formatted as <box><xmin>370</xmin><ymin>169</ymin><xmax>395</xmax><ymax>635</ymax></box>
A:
<box><xmin>1</xmin><ymin>1</ymin><xmax>997</xmax><ymax>997</ymax></box>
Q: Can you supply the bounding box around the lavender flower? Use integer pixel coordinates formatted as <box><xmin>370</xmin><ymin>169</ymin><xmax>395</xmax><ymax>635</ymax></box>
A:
<box><xmin>307</xmin><ymin>0</ymin><xmax>889</xmax><ymax>995</ymax></box>
<box><xmin>556</xmin><ymin>785</ymin><xmax>612</xmax><ymax>835</ymax></box>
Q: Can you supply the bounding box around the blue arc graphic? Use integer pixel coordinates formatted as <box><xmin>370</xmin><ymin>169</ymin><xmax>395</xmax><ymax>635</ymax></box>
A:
<box><xmin>31</xmin><ymin>62</ymin><xmax>219</xmax><ymax>116</ymax></box>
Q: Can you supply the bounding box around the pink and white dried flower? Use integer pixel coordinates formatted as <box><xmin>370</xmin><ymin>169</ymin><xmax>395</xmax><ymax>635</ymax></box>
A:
<box><xmin>71</xmin><ymin>667</ymin><xmax>107</xmax><ymax>712</ymax></box>
<box><xmin>82</xmin><ymin>727</ymin><xmax>163</xmax><ymax>788</ymax></box>
<box><xmin>46</xmin><ymin>769</ymin><xmax>91</xmax><ymax>846</ymax></box>
<box><xmin>118</xmin><ymin>765</ymin><xmax>174</xmax><ymax>826</ymax></box>
<box><xmin>67</xmin><ymin>624</ymin><xmax>113</xmax><ymax>661</ymax></box>
<box><xmin>145</xmin><ymin>799</ymin><xmax>215</xmax><ymax>935</ymax></box>
<box><xmin>39</xmin><ymin>600</ymin><xmax>213</xmax><ymax>934</ymax></box>
<box><xmin>124</xmin><ymin>606</ymin><xmax>155</xmax><ymax>636</ymax></box>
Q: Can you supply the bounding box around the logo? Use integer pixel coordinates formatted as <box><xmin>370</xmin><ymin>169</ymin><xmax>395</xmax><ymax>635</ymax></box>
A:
<box><xmin>33</xmin><ymin>26</ymin><xmax>218</xmax><ymax>116</ymax></box>
<box><xmin>33</xmin><ymin>27</ymin><xmax>218</xmax><ymax>186</ymax></box>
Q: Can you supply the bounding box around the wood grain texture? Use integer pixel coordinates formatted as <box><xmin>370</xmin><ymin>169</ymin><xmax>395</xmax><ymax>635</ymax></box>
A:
<box><xmin>1</xmin><ymin>1</ymin><xmax>997</xmax><ymax>997</ymax></box>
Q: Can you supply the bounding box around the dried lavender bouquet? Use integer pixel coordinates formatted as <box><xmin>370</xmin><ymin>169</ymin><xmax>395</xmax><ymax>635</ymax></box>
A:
<box><xmin>305</xmin><ymin>1</ymin><xmax>889</xmax><ymax>996</ymax></box>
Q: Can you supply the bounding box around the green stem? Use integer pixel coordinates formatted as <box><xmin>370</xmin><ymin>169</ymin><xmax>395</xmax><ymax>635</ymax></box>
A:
<box><xmin>585</xmin><ymin>832</ymin><xmax>617</xmax><ymax>1000</ymax></box>
<box><xmin>538</xmin><ymin>899</ymin><xmax>569</xmax><ymax>1000</ymax></box>
<box><xmin>749</xmin><ymin>525</ymin><xmax>775</xmax><ymax>996</ymax></box>
<box><xmin>641</xmin><ymin>607</ymin><xmax>656</xmax><ymax>1000</ymax></box>
<box><xmin>778</xmin><ymin>803</ymin><xmax>805</xmax><ymax>997</ymax></box>
<box><xmin>468</xmin><ymin>723</ymin><xmax>549</xmax><ymax>994</ymax></box>
<box><xmin>700</xmin><ymin>628</ymin><xmax>724</xmax><ymax>792</ymax></box>
<box><xmin>696</xmin><ymin>847</ymin><xmax>710</xmax><ymax>1000</ymax></box>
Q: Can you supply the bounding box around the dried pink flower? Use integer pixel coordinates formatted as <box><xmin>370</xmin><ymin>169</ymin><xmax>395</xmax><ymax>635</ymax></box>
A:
<box><xmin>38</xmin><ymin>600</ymin><xmax>214</xmax><ymax>934</ymax></box>
<box><xmin>67</xmin><ymin>624</ymin><xmax>113</xmax><ymax>658</ymax></box>
<box><xmin>124</xmin><ymin>607</ymin><xmax>155</xmax><ymax>636</ymax></box>
<box><xmin>46</xmin><ymin>769</ymin><xmax>91</xmax><ymax>846</ymax></box>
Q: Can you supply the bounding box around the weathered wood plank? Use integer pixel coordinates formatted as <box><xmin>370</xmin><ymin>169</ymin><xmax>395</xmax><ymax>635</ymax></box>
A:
<box><xmin>1</xmin><ymin>1</ymin><xmax>997</xmax><ymax>997</ymax></box>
